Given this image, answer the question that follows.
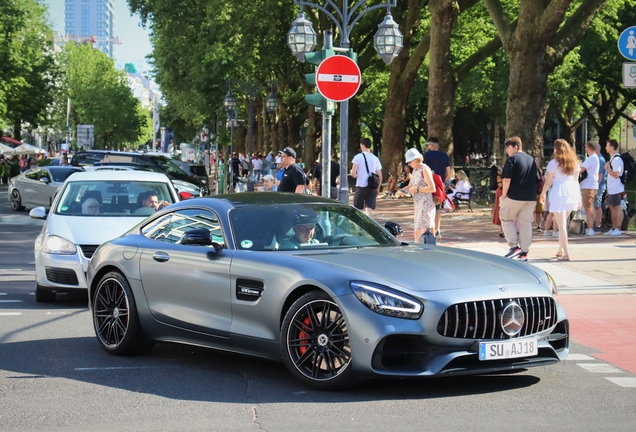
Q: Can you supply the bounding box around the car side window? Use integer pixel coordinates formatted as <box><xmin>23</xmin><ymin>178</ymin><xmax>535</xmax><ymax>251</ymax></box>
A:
<box><xmin>142</xmin><ymin>209</ymin><xmax>225</xmax><ymax>248</ymax></box>
<box><xmin>25</xmin><ymin>169</ymin><xmax>39</xmax><ymax>180</ymax></box>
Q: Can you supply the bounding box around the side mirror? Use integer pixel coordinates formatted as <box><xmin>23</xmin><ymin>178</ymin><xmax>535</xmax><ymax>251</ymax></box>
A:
<box><xmin>39</xmin><ymin>177</ymin><xmax>50</xmax><ymax>184</ymax></box>
<box><xmin>385</xmin><ymin>221</ymin><xmax>403</xmax><ymax>237</ymax></box>
<box><xmin>179</xmin><ymin>191</ymin><xmax>194</xmax><ymax>200</ymax></box>
<box><xmin>29</xmin><ymin>207</ymin><xmax>48</xmax><ymax>220</ymax></box>
<box><xmin>181</xmin><ymin>228</ymin><xmax>212</xmax><ymax>246</ymax></box>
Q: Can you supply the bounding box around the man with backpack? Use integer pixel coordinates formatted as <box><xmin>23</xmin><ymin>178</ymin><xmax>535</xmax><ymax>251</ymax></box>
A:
<box><xmin>604</xmin><ymin>139</ymin><xmax>625</xmax><ymax>236</ymax></box>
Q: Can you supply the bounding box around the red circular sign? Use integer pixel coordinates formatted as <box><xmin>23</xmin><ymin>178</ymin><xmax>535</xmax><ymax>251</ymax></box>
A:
<box><xmin>316</xmin><ymin>55</ymin><xmax>362</xmax><ymax>102</ymax></box>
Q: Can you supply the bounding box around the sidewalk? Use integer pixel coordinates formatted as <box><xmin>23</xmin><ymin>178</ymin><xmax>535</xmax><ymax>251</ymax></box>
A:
<box><xmin>371</xmin><ymin>196</ymin><xmax>636</xmax><ymax>295</ymax></box>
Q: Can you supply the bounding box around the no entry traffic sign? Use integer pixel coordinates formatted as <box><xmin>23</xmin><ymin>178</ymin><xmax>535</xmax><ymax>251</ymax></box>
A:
<box><xmin>316</xmin><ymin>55</ymin><xmax>361</xmax><ymax>102</ymax></box>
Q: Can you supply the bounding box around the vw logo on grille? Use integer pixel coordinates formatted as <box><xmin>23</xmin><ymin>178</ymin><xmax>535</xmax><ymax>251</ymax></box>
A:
<box><xmin>500</xmin><ymin>302</ymin><xmax>525</xmax><ymax>336</ymax></box>
<box><xmin>498</xmin><ymin>286</ymin><xmax>508</xmax><ymax>292</ymax></box>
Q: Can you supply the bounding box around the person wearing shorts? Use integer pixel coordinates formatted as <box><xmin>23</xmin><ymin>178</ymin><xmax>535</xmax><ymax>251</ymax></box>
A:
<box><xmin>593</xmin><ymin>143</ymin><xmax>606</xmax><ymax>232</ymax></box>
<box><xmin>351</xmin><ymin>138</ymin><xmax>382</xmax><ymax>217</ymax></box>
<box><xmin>579</xmin><ymin>141</ymin><xmax>600</xmax><ymax>236</ymax></box>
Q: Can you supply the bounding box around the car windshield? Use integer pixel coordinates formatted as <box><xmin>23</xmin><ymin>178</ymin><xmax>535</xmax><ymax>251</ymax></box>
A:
<box><xmin>49</xmin><ymin>167</ymin><xmax>82</xmax><ymax>182</ymax></box>
<box><xmin>230</xmin><ymin>203</ymin><xmax>399</xmax><ymax>251</ymax></box>
<box><xmin>148</xmin><ymin>156</ymin><xmax>190</xmax><ymax>177</ymax></box>
<box><xmin>54</xmin><ymin>180</ymin><xmax>174</xmax><ymax>217</ymax></box>
<box><xmin>187</xmin><ymin>165</ymin><xmax>208</xmax><ymax>177</ymax></box>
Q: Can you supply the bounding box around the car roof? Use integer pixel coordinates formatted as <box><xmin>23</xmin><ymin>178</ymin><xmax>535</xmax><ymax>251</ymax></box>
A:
<box><xmin>46</xmin><ymin>166</ymin><xmax>82</xmax><ymax>171</ymax></box>
<box><xmin>63</xmin><ymin>170</ymin><xmax>172</xmax><ymax>182</ymax></box>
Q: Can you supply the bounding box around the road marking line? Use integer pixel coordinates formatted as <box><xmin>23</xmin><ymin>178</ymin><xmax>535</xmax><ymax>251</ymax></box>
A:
<box><xmin>0</xmin><ymin>300</ymin><xmax>22</xmax><ymax>303</ymax></box>
<box><xmin>45</xmin><ymin>312</ymin><xmax>68</xmax><ymax>315</ymax></box>
<box><xmin>578</xmin><ymin>363</ymin><xmax>623</xmax><ymax>373</ymax></box>
<box><xmin>565</xmin><ymin>354</ymin><xmax>595</xmax><ymax>361</ymax></box>
<box><xmin>0</xmin><ymin>312</ymin><xmax>21</xmax><ymax>316</ymax></box>
<box><xmin>605</xmin><ymin>377</ymin><xmax>636</xmax><ymax>388</ymax></box>
<box><xmin>74</xmin><ymin>366</ymin><xmax>152</xmax><ymax>371</ymax></box>
<box><xmin>0</xmin><ymin>293</ymin><xmax>6</xmax><ymax>295</ymax></box>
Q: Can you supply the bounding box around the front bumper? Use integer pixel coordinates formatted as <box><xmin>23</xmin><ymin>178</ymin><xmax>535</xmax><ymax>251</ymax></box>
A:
<box><xmin>338</xmin><ymin>290</ymin><xmax>569</xmax><ymax>378</ymax></box>
<box><xmin>35</xmin><ymin>247</ymin><xmax>90</xmax><ymax>292</ymax></box>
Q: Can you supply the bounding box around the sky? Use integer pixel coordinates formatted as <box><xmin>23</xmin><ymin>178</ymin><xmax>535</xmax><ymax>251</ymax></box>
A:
<box><xmin>44</xmin><ymin>0</ymin><xmax>154</xmax><ymax>74</ymax></box>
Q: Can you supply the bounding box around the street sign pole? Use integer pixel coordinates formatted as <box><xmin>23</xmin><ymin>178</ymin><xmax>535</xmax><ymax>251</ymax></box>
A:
<box><xmin>322</xmin><ymin>32</ymin><xmax>333</xmax><ymax>199</ymax></box>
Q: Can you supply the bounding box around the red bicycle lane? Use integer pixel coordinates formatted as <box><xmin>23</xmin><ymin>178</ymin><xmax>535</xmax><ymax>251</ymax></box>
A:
<box><xmin>559</xmin><ymin>294</ymin><xmax>636</xmax><ymax>374</ymax></box>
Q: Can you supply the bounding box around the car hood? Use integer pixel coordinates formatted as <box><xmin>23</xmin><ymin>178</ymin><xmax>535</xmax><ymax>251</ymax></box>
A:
<box><xmin>47</xmin><ymin>214</ymin><xmax>145</xmax><ymax>246</ymax></box>
<box><xmin>291</xmin><ymin>245</ymin><xmax>541</xmax><ymax>291</ymax></box>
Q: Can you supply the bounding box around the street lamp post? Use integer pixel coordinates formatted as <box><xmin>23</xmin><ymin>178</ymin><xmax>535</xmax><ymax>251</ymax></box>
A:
<box><xmin>223</xmin><ymin>79</ymin><xmax>279</xmax><ymax>191</ymax></box>
<box><xmin>287</xmin><ymin>0</ymin><xmax>403</xmax><ymax>203</ymax></box>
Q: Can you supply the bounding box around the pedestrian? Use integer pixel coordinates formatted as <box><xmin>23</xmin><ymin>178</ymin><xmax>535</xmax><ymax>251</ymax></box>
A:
<box><xmin>60</xmin><ymin>154</ymin><xmax>69</xmax><ymax>166</ymax></box>
<box><xmin>351</xmin><ymin>138</ymin><xmax>382</xmax><ymax>217</ymax></box>
<box><xmin>539</xmin><ymin>139</ymin><xmax>581</xmax><ymax>261</ymax></box>
<box><xmin>230</xmin><ymin>152</ymin><xmax>240</xmax><ymax>190</ymax></box>
<box><xmin>261</xmin><ymin>174</ymin><xmax>277</xmax><ymax>192</ymax></box>
<box><xmin>252</xmin><ymin>154</ymin><xmax>263</xmax><ymax>182</ymax></box>
<box><xmin>578</xmin><ymin>141</ymin><xmax>600</xmax><ymax>236</ymax></box>
<box><xmin>447</xmin><ymin>170</ymin><xmax>471</xmax><ymax>201</ymax></box>
<box><xmin>593</xmin><ymin>143</ymin><xmax>607</xmax><ymax>232</ymax></box>
<box><xmin>312</xmin><ymin>154</ymin><xmax>340</xmax><ymax>198</ymax></box>
<box><xmin>277</xmin><ymin>147</ymin><xmax>306</xmax><ymax>193</ymax></box>
<box><xmin>500</xmin><ymin>136</ymin><xmax>538</xmax><ymax>262</ymax></box>
<box><xmin>423</xmin><ymin>137</ymin><xmax>451</xmax><ymax>240</ymax></box>
<box><xmin>404</xmin><ymin>148</ymin><xmax>436</xmax><ymax>243</ymax></box>
<box><xmin>534</xmin><ymin>156</ymin><xmax>545</xmax><ymax>231</ymax></box>
<box><xmin>604</xmin><ymin>139</ymin><xmax>625</xmax><ymax>236</ymax></box>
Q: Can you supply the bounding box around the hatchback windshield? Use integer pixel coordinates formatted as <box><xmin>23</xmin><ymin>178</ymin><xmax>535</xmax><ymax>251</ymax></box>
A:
<box><xmin>54</xmin><ymin>180</ymin><xmax>174</xmax><ymax>216</ymax></box>
<box><xmin>230</xmin><ymin>203</ymin><xmax>399</xmax><ymax>251</ymax></box>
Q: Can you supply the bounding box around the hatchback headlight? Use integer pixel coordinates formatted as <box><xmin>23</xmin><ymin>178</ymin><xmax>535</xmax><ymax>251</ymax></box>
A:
<box><xmin>547</xmin><ymin>273</ymin><xmax>558</xmax><ymax>304</ymax></box>
<box><xmin>350</xmin><ymin>281</ymin><xmax>423</xmax><ymax>320</ymax></box>
<box><xmin>43</xmin><ymin>235</ymin><xmax>77</xmax><ymax>255</ymax></box>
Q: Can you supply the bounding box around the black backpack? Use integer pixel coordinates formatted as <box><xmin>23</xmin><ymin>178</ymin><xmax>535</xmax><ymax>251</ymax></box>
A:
<box><xmin>611</xmin><ymin>152</ymin><xmax>635</xmax><ymax>185</ymax></box>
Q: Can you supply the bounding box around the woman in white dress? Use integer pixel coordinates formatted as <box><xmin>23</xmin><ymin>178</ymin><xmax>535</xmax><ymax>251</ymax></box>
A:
<box><xmin>447</xmin><ymin>170</ymin><xmax>471</xmax><ymax>200</ymax></box>
<box><xmin>539</xmin><ymin>139</ymin><xmax>581</xmax><ymax>261</ymax></box>
<box><xmin>404</xmin><ymin>148</ymin><xmax>436</xmax><ymax>243</ymax></box>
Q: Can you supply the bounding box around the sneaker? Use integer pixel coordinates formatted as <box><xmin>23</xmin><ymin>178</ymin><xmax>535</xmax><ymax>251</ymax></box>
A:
<box><xmin>593</xmin><ymin>226</ymin><xmax>602</xmax><ymax>233</ymax></box>
<box><xmin>609</xmin><ymin>229</ymin><xmax>623</xmax><ymax>236</ymax></box>
<box><xmin>585</xmin><ymin>228</ymin><xmax>595</xmax><ymax>236</ymax></box>
<box><xmin>435</xmin><ymin>230</ymin><xmax>442</xmax><ymax>241</ymax></box>
<box><xmin>504</xmin><ymin>246</ymin><xmax>522</xmax><ymax>259</ymax></box>
<box><xmin>543</xmin><ymin>230</ymin><xmax>551</xmax><ymax>236</ymax></box>
<box><xmin>553</xmin><ymin>231</ymin><xmax>559</xmax><ymax>237</ymax></box>
<box><xmin>384</xmin><ymin>194</ymin><xmax>393</xmax><ymax>199</ymax></box>
<box><xmin>516</xmin><ymin>252</ymin><xmax>528</xmax><ymax>262</ymax></box>
<box><xmin>604</xmin><ymin>229</ymin><xmax>615</xmax><ymax>236</ymax></box>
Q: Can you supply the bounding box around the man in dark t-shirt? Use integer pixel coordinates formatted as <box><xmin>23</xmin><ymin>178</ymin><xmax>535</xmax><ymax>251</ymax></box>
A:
<box><xmin>277</xmin><ymin>147</ymin><xmax>306</xmax><ymax>193</ymax></box>
<box><xmin>423</xmin><ymin>137</ymin><xmax>451</xmax><ymax>241</ymax></box>
<box><xmin>313</xmin><ymin>155</ymin><xmax>340</xmax><ymax>198</ymax></box>
<box><xmin>500</xmin><ymin>136</ymin><xmax>538</xmax><ymax>262</ymax></box>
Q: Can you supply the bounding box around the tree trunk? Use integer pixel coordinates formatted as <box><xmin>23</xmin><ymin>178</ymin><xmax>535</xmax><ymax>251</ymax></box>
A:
<box><xmin>347</xmin><ymin>97</ymin><xmax>361</xmax><ymax>164</ymax></box>
<box><xmin>304</xmin><ymin>107</ymin><xmax>319</xmax><ymax>168</ymax></box>
<box><xmin>12</xmin><ymin>121</ymin><xmax>21</xmax><ymax>141</ymax></box>
<box><xmin>256</xmin><ymin>99</ymin><xmax>264</xmax><ymax>154</ymax></box>
<box><xmin>427</xmin><ymin>0</ymin><xmax>460</xmax><ymax>157</ymax></box>
<box><xmin>505</xmin><ymin>46</ymin><xmax>549</xmax><ymax>157</ymax></box>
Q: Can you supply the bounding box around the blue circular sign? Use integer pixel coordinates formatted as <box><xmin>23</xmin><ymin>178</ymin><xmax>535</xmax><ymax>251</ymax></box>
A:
<box><xmin>618</xmin><ymin>26</ymin><xmax>636</xmax><ymax>60</ymax></box>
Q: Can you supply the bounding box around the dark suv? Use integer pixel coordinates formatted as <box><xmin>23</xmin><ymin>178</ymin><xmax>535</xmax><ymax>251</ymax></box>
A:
<box><xmin>71</xmin><ymin>151</ymin><xmax>207</xmax><ymax>192</ymax></box>
<box><xmin>171</xmin><ymin>159</ymin><xmax>210</xmax><ymax>195</ymax></box>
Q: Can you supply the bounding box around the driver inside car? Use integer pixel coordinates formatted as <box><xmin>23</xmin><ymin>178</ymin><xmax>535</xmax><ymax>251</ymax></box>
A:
<box><xmin>279</xmin><ymin>207</ymin><xmax>321</xmax><ymax>249</ymax></box>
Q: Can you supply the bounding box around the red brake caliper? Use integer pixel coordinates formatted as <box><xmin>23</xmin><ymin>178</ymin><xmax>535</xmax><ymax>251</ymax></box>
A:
<box><xmin>298</xmin><ymin>316</ymin><xmax>311</xmax><ymax>355</ymax></box>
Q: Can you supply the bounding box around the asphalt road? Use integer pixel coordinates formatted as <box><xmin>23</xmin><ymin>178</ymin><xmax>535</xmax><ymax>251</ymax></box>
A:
<box><xmin>0</xmin><ymin>185</ymin><xmax>635</xmax><ymax>431</ymax></box>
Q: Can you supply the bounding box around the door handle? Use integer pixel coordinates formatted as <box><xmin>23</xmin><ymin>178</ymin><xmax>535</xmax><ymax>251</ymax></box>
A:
<box><xmin>152</xmin><ymin>251</ymin><xmax>170</xmax><ymax>262</ymax></box>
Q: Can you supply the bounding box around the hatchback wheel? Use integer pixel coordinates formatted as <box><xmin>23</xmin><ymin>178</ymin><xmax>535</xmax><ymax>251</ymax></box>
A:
<box><xmin>93</xmin><ymin>271</ymin><xmax>154</xmax><ymax>355</ymax></box>
<box><xmin>281</xmin><ymin>291</ymin><xmax>356</xmax><ymax>390</ymax></box>
<box><xmin>10</xmin><ymin>189</ymin><xmax>24</xmax><ymax>211</ymax></box>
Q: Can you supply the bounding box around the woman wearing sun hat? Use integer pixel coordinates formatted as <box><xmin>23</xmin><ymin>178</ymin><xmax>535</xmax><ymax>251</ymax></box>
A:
<box><xmin>404</xmin><ymin>148</ymin><xmax>436</xmax><ymax>243</ymax></box>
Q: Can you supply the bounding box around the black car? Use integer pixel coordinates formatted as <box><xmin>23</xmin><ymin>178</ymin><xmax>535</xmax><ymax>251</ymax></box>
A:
<box><xmin>171</xmin><ymin>159</ymin><xmax>210</xmax><ymax>195</ymax></box>
<box><xmin>71</xmin><ymin>150</ymin><xmax>203</xmax><ymax>190</ymax></box>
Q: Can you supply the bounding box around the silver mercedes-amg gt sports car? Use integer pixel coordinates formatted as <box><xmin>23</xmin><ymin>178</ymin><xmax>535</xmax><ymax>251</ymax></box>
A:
<box><xmin>87</xmin><ymin>193</ymin><xmax>569</xmax><ymax>390</ymax></box>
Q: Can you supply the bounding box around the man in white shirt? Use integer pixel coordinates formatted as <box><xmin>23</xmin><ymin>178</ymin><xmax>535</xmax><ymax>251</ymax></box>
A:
<box><xmin>604</xmin><ymin>139</ymin><xmax>625</xmax><ymax>236</ymax></box>
<box><xmin>351</xmin><ymin>138</ymin><xmax>382</xmax><ymax>217</ymax></box>
<box><xmin>579</xmin><ymin>141</ymin><xmax>600</xmax><ymax>236</ymax></box>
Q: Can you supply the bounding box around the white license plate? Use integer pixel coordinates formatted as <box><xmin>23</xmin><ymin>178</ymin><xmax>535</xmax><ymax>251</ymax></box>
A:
<box><xmin>479</xmin><ymin>338</ymin><xmax>538</xmax><ymax>361</ymax></box>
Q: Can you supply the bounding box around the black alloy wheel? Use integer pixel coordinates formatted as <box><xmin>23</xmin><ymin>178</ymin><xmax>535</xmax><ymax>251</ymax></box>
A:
<box><xmin>10</xmin><ymin>189</ymin><xmax>24</xmax><ymax>211</ymax></box>
<box><xmin>93</xmin><ymin>271</ymin><xmax>154</xmax><ymax>356</ymax></box>
<box><xmin>281</xmin><ymin>291</ymin><xmax>355</xmax><ymax>390</ymax></box>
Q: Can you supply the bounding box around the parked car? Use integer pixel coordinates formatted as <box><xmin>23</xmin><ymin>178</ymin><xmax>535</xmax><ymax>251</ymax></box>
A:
<box><xmin>9</xmin><ymin>166</ymin><xmax>83</xmax><ymax>211</ymax></box>
<box><xmin>87</xmin><ymin>193</ymin><xmax>569</xmax><ymax>390</ymax></box>
<box><xmin>170</xmin><ymin>159</ymin><xmax>210</xmax><ymax>195</ymax></box>
<box><xmin>70</xmin><ymin>150</ymin><xmax>203</xmax><ymax>190</ymax></box>
<box><xmin>29</xmin><ymin>170</ymin><xmax>180</xmax><ymax>303</ymax></box>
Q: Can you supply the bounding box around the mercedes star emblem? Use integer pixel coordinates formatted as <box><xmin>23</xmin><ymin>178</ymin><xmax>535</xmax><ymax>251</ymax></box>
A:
<box><xmin>500</xmin><ymin>302</ymin><xmax>525</xmax><ymax>336</ymax></box>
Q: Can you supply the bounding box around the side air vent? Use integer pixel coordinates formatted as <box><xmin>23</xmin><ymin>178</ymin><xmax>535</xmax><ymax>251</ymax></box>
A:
<box><xmin>236</xmin><ymin>278</ymin><xmax>264</xmax><ymax>301</ymax></box>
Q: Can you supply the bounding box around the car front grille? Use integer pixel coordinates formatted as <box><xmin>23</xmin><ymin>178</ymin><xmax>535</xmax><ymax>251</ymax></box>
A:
<box><xmin>45</xmin><ymin>267</ymin><xmax>79</xmax><ymax>285</ymax></box>
<box><xmin>79</xmin><ymin>245</ymin><xmax>99</xmax><ymax>259</ymax></box>
<box><xmin>437</xmin><ymin>297</ymin><xmax>557</xmax><ymax>339</ymax></box>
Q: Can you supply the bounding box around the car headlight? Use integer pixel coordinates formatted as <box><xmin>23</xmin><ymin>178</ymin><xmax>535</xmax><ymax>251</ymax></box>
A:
<box><xmin>547</xmin><ymin>273</ymin><xmax>558</xmax><ymax>303</ymax></box>
<box><xmin>350</xmin><ymin>281</ymin><xmax>423</xmax><ymax>320</ymax></box>
<box><xmin>43</xmin><ymin>235</ymin><xmax>77</xmax><ymax>255</ymax></box>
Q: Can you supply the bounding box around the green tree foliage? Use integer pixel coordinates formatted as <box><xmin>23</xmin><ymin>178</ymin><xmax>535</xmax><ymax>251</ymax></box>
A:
<box><xmin>0</xmin><ymin>0</ymin><xmax>58</xmax><ymax>138</ymax></box>
<box><xmin>58</xmin><ymin>43</ymin><xmax>145</xmax><ymax>148</ymax></box>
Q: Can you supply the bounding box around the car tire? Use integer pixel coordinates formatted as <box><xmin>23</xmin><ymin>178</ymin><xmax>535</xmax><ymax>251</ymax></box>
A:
<box><xmin>35</xmin><ymin>285</ymin><xmax>56</xmax><ymax>303</ymax></box>
<box><xmin>10</xmin><ymin>189</ymin><xmax>25</xmax><ymax>211</ymax></box>
<box><xmin>280</xmin><ymin>291</ymin><xmax>357</xmax><ymax>390</ymax></box>
<box><xmin>92</xmin><ymin>271</ymin><xmax>155</xmax><ymax>356</ymax></box>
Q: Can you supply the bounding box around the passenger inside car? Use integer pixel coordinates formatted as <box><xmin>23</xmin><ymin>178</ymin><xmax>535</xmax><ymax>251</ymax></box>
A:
<box><xmin>133</xmin><ymin>190</ymin><xmax>170</xmax><ymax>215</ymax></box>
<box><xmin>81</xmin><ymin>197</ymin><xmax>101</xmax><ymax>215</ymax></box>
